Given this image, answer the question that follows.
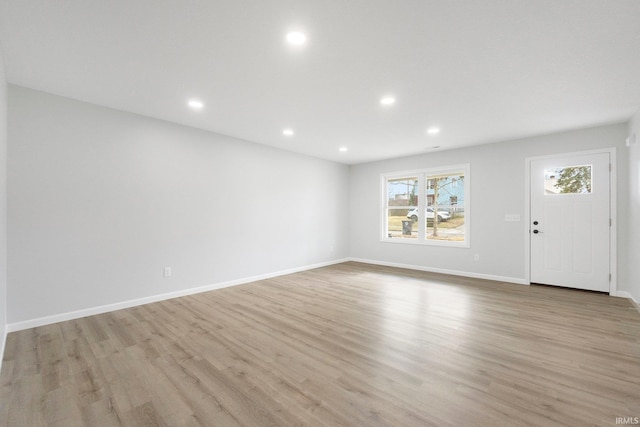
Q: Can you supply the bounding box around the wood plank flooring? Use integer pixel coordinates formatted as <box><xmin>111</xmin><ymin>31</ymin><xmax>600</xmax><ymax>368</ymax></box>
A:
<box><xmin>1</xmin><ymin>262</ymin><xmax>639</xmax><ymax>426</ymax></box>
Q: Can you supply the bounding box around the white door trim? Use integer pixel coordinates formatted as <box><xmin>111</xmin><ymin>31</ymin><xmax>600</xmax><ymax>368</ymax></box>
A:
<box><xmin>524</xmin><ymin>148</ymin><xmax>617</xmax><ymax>295</ymax></box>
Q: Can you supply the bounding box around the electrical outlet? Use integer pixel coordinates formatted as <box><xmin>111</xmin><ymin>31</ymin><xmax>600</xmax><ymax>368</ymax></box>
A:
<box><xmin>164</xmin><ymin>267</ymin><xmax>171</xmax><ymax>277</ymax></box>
<box><xmin>473</xmin><ymin>254</ymin><xmax>480</xmax><ymax>262</ymax></box>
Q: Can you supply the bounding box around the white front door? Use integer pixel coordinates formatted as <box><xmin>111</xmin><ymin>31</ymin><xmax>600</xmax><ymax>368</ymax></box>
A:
<box><xmin>530</xmin><ymin>152</ymin><xmax>610</xmax><ymax>292</ymax></box>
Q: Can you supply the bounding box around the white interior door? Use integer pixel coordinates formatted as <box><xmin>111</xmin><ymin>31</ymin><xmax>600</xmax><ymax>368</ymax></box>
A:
<box><xmin>530</xmin><ymin>152</ymin><xmax>610</xmax><ymax>292</ymax></box>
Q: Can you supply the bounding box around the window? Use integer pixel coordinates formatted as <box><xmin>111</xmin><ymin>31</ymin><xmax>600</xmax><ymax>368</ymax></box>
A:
<box><xmin>382</xmin><ymin>164</ymin><xmax>469</xmax><ymax>246</ymax></box>
<box><xmin>544</xmin><ymin>165</ymin><xmax>592</xmax><ymax>194</ymax></box>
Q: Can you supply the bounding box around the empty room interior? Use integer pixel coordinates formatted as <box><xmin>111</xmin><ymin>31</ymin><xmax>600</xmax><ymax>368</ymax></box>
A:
<box><xmin>0</xmin><ymin>1</ymin><xmax>640</xmax><ymax>426</ymax></box>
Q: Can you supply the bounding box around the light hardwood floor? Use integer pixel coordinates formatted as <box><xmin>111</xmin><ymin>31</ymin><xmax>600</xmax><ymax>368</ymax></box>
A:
<box><xmin>1</xmin><ymin>262</ymin><xmax>639</xmax><ymax>426</ymax></box>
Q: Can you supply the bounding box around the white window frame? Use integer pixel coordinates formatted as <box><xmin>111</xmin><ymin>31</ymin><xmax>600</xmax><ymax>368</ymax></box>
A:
<box><xmin>381</xmin><ymin>164</ymin><xmax>470</xmax><ymax>248</ymax></box>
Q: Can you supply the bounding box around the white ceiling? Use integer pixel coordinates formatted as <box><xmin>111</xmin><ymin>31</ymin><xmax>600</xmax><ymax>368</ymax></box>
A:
<box><xmin>1</xmin><ymin>1</ymin><xmax>639</xmax><ymax>164</ymax></box>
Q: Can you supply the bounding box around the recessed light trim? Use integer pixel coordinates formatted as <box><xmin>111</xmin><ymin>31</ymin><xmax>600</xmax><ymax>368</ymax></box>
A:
<box><xmin>339</xmin><ymin>147</ymin><xmax>348</xmax><ymax>152</ymax></box>
<box><xmin>187</xmin><ymin>99</ymin><xmax>204</xmax><ymax>110</ymax></box>
<box><xmin>380</xmin><ymin>97</ymin><xmax>396</xmax><ymax>106</ymax></box>
<box><xmin>286</xmin><ymin>31</ymin><xmax>307</xmax><ymax>45</ymax></box>
<box><xmin>427</xmin><ymin>127</ymin><xmax>440</xmax><ymax>135</ymax></box>
<box><xmin>283</xmin><ymin>128</ymin><xmax>294</xmax><ymax>136</ymax></box>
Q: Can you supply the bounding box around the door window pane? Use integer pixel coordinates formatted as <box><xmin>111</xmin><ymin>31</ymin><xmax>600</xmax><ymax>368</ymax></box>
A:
<box><xmin>544</xmin><ymin>165</ymin><xmax>592</xmax><ymax>194</ymax></box>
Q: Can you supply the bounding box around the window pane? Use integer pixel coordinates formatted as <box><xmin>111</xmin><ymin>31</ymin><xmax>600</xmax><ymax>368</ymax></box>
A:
<box><xmin>425</xmin><ymin>172</ymin><xmax>465</xmax><ymax>242</ymax></box>
<box><xmin>387</xmin><ymin>177</ymin><xmax>418</xmax><ymax>207</ymax></box>
<box><xmin>544</xmin><ymin>165</ymin><xmax>592</xmax><ymax>194</ymax></box>
<box><xmin>425</xmin><ymin>210</ymin><xmax>465</xmax><ymax>242</ymax></box>
<box><xmin>387</xmin><ymin>208</ymin><xmax>418</xmax><ymax>239</ymax></box>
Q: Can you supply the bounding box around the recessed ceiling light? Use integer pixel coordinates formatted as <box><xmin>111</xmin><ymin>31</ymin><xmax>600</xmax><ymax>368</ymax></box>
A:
<box><xmin>286</xmin><ymin>32</ymin><xmax>307</xmax><ymax>45</ymax></box>
<box><xmin>188</xmin><ymin>99</ymin><xmax>204</xmax><ymax>110</ymax></box>
<box><xmin>339</xmin><ymin>147</ymin><xmax>348</xmax><ymax>152</ymax></box>
<box><xmin>427</xmin><ymin>127</ymin><xmax>440</xmax><ymax>135</ymax></box>
<box><xmin>380</xmin><ymin>97</ymin><xmax>395</xmax><ymax>106</ymax></box>
<box><xmin>283</xmin><ymin>128</ymin><xmax>294</xmax><ymax>136</ymax></box>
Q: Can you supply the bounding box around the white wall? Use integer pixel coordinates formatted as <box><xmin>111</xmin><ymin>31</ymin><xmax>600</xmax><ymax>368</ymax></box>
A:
<box><xmin>349</xmin><ymin>124</ymin><xmax>629</xmax><ymax>285</ymax></box>
<box><xmin>626</xmin><ymin>110</ymin><xmax>640</xmax><ymax>303</ymax></box>
<box><xmin>4</xmin><ymin>82</ymin><xmax>636</xmax><ymax>330</ymax></box>
<box><xmin>0</xmin><ymin>52</ymin><xmax>8</xmax><ymax>360</ymax></box>
<box><xmin>7</xmin><ymin>85</ymin><xmax>349</xmax><ymax>325</ymax></box>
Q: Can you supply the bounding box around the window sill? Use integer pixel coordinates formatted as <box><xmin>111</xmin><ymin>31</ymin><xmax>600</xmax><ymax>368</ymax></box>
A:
<box><xmin>380</xmin><ymin>238</ymin><xmax>470</xmax><ymax>248</ymax></box>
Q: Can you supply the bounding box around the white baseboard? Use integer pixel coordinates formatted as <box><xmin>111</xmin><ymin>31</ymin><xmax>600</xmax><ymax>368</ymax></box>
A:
<box><xmin>613</xmin><ymin>290</ymin><xmax>634</xmax><ymax>300</ymax></box>
<box><xmin>614</xmin><ymin>291</ymin><xmax>640</xmax><ymax>309</ymax></box>
<box><xmin>0</xmin><ymin>325</ymin><xmax>6</xmax><ymax>374</ymax></box>
<box><xmin>7</xmin><ymin>258</ymin><xmax>350</xmax><ymax>333</ymax></box>
<box><xmin>348</xmin><ymin>257</ymin><xmax>529</xmax><ymax>285</ymax></box>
